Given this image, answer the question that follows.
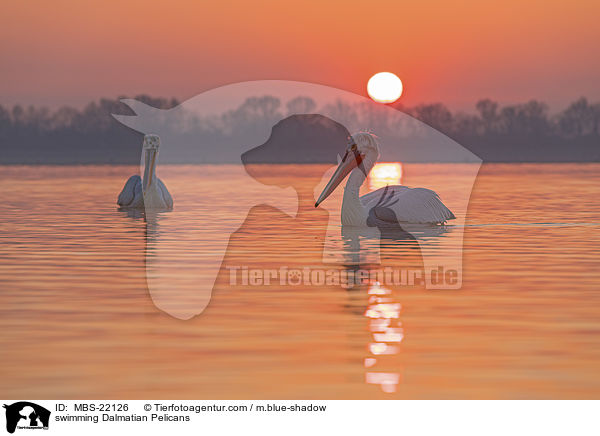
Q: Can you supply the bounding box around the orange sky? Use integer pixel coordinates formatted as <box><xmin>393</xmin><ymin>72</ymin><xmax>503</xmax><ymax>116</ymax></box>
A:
<box><xmin>1</xmin><ymin>0</ymin><xmax>599</xmax><ymax>111</ymax></box>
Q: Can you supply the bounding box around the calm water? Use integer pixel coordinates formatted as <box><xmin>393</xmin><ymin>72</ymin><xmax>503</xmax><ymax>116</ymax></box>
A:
<box><xmin>1</xmin><ymin>163</ymin><xmax>599</xmax><ymax>399</ymax></box>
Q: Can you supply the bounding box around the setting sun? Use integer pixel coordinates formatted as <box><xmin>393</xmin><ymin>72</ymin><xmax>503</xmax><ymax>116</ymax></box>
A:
<box><xmin>367</xmin><ymin>72</ymin><xmax>403</xmax><ymax>103</ymax></box>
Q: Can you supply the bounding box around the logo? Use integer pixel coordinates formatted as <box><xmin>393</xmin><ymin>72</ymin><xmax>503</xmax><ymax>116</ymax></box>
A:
<box><xmin>3</xmin><ymin>402</ymin><xmax>50</xmax><ymax>434</ymax></box>
<box><xmin>113</xmin><ymin>81</ymin><xmax>481</xmax><ymax>320</ymax></box>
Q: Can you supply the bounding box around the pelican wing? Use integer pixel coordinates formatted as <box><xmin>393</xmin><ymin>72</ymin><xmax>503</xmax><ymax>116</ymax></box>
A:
<box><xmin>360</xmin><ymin>185</ymin><xmax>411</xmax><ymax>206</ymax></box>
<box><xmin>362</xmin><ymin>185</ymin><xmax>455</xmax><ymax>224</ymax></box>
<box><xmin>156</xmin><ymin>178</ymin><xmax>174</xmax><ymax>209</ymax></box>
<box><xmin>117</xmin><ymin>175</ymin><xmax>143</xmax><ymax>207</ymax></box>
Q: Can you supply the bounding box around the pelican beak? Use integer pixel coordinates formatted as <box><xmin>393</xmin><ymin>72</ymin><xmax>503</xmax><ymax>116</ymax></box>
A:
<box><xmin>315</xmin><ymin>148</ymin><xmax>363</xmax><ymax>207</ymax></box>
<box><xmin>143</xmin><ymin>147</ymin><xmax>157</xmax><ymax>192</ymax></box>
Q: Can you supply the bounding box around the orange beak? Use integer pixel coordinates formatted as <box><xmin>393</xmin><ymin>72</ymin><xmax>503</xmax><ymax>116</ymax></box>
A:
<box><xmin>315</xmin><ymin>149</ymin><xmax>364</xmax><ymax>207</ymax></box>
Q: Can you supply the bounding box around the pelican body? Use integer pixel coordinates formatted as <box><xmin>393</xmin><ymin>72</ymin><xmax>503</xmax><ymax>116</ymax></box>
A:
<box><xmin>117</xmin><ymin>134</ymin><xmax>173</xmax><ymax>210</ymax></box>
<box><xmin>316</xmin><ymin>132</ymin><xmax>454</xmax><ymax>226</ymax></box>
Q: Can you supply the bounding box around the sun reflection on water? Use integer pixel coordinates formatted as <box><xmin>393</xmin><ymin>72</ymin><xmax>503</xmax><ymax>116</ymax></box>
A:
<box><xmin>368</xmin><ymin>162</ymin><xmax>403</xmax><ymax>191</ymax></box>
<box><xmin>364</xmin><ymin>281</ymin><xmax>403</xmax><ymax>393</ymax></box>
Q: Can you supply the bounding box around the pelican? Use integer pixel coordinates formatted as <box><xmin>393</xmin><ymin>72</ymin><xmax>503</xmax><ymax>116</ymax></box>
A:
<box><xmin>117</xmin><ymin>134</ymin><xmax>173</xmax><ymax>210</ymax></box>
<box><xmin>315</xmin><ymin>132</ymin><xmax>454</xmax><ymax>225</ymax></box>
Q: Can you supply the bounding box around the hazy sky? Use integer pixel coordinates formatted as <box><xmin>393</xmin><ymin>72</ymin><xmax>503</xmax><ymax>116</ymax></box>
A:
<box><xmin>1</xmin><ymin>0</ymin><xmax>599</xmax><ymax>111</ymax></box>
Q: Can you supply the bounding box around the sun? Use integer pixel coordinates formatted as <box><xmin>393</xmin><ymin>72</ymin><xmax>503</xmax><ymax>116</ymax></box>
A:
<box><xmin>367</xmin><ymin>72</ymin><xmax>403</xmax><ymax>104</ymax></box>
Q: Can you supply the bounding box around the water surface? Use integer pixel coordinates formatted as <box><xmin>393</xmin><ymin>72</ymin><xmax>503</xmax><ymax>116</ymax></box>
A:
<box><xmin>1</xmin><ymin>163</ymin><xmax>599</xmax><ymax>399</ymax></box>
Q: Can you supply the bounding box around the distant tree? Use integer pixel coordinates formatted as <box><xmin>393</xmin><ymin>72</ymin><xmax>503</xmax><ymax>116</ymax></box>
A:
<box><xmin>498</xmin><ymin>100</ymin><xmax>548</xmax><ymax>135</ymax></box>
<box><xmin>11</xmin><ymin>105</ymin><xmax>25</xmax><ymax>125</ymax></box>
<box><xmin>355</xmin><ymin>101</ymin><xmax>393</xmax><ymax>137</ymax></box>
<box><xmin>220</xmin><ymin>96</ymin><xmax>283</xmax><ymax>139</ymax></box>
<box><xmin>0</xmin><ymin>105</ymin><xmax>9</xmax><ymax>123</ymax></box>
<box><xmin>0</xmin><ymin>105</ymin><xmax>10</xmax><ymax>134</ymax></box>
<box><xmin>76</xmin><ymin>102</ymin><xmax>105</xmax><ymax>132</ymax></box>
<box><xmin>24</xmin><ymin>105</ymin><xmax>51</xmax><ymax>132</ymax></box>
<box><xmin>451</xmin><ymin>112</ymin><xmax>481</xmax><ymax>137</ymax></box>
<box><xmin>592</xmin><ymin>103</ymin><xmax>600</xmax><ymax>136</ymax></box>
<box><xmin>475</xmin><ymin>99</ymin><xmax>499</xmax><ymax>134</ymax></box>
<box><xmin>518</xmin><ymin>100</ymin><xmax>549</xmax><ymax>135</ymax></box>
<box><xmin>286</xmin><ymin>96</ymin><xmax>316</xmax><ymax>115</ymax></box>
<box><xmin>322</xmin><ymin>99</ymin><xmax>359</xmax><ymax>127</ymax></box>
<box><xmin>237</xmin><ymin>96</ymin><xmax>282</xmax><ymax>121</ymax></box>
<box><xmin>50</xmin><ymin>106</ymin><xmax>79</xmax><ymax>130</ymax></box>
<box><xmin>2</xmin><ymin>94</ymin><xmax>600</xmax><ymax>164</ymax></box>
<box><xmin>408</xmin><ymin>103</ymin><xmax>453</xmax><ymax>134</ymax></box>
<box><xmin>558</xmin><ymin>97</ymin><xmax>594</xmax><ymax>137</ymax></box>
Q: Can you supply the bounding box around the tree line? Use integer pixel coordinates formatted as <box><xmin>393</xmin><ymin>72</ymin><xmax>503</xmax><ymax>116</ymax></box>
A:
<box><xmin>1</xmin><ymin>95</ymin><xmax>598</xmax><ymax>163</ymax></box>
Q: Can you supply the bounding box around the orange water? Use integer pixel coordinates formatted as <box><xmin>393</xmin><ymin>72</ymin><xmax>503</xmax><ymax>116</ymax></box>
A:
<box><xmin>1</xmin><ymin>164</ymin><xmax>599</xmax><ymax>399</ymax></box>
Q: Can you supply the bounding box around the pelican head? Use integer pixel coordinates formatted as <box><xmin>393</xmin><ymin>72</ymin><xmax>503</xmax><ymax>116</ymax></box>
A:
<box><xmin>142</xmin><ymin>134</ymin><xmax>160</xmax><ymax>192</ymax></box>
<box><xmin>315</xmin><ymin>132</ymin><xmax>380</xmax><ymax>207</ymax></box>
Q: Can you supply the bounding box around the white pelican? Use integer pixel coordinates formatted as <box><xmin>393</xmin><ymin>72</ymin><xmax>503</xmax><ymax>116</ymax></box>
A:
<box><xmin>315</xmin><ymin>132</ymin><xmax>454</xmax><ymax>225</ymax></box>
<box><xmin>117</xmin><ymin>134</ymin><xmax>173</xmax><ymax>210</ymax></box>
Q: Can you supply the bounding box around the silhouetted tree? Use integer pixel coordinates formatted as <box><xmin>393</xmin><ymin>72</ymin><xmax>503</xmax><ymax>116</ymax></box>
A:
<box><xmin>451</xmin><ymin>112</ymin><xmax>481</xmax><ymax>137</ymax></box>
<box><xmin>322</xmin><ymin>99</ymin><xmax>359</xmax><ymax>127</ymax></box>
<box><xmin>497</xmin><ymin>100</ymin><xmax>548</xmax><ymax>135</ymax></box>
<box><xmin>476</xmin><ymin>99</ymin><xmax>499</xmax><ymax>134</ymax></box>
<box><xmin>1</xmin><ymin>94</ymin><xmax>599</xmax><ymax>164</ymax></box>
<box><xmin>592</xmin><ymin>103</ymin><xmax>600</xmax><ymax>136</ymax></box>
<box><xmin>286</xmin><ymin>96</ymin><xmax>316</xmax><ymax>115</ymax></box>
<box><xmin>408</xmin><ymin>103</ymin><xmax>453</xmax><ymax>133</ymax></box>
<box><xmin>558</xmin><ymin>97</ymin><xmax>596</xmax><ymax>137</ymax></box>
<box><xmin>49</xmin><ymin>106</ymin><xmax>79</xmax><ymax>130</ymax></box>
